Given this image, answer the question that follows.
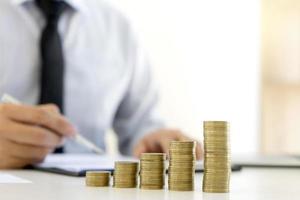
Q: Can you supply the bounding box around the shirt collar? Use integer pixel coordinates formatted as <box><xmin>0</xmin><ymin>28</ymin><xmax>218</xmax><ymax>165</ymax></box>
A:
<box><xmin>11</xmin><ymin>0</ymin><xmax>88</xmax><ymax>14</ymax></box>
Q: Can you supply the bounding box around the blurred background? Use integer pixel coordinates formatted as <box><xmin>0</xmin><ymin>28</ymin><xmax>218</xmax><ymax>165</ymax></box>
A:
<box><xmin>105</xmin><ymin>0</ymin><xmax>299</xmax><ymax>156</ymax></box>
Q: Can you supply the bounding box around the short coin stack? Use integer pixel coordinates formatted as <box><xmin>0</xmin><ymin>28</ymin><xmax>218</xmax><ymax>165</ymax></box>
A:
<box><xmin>168</xmin><ymin>141</ymin><xmax>196</xmax><ymax>191</ymax></box>
<box><xmin>113</xmin><ymin>161</ymin><xmax>139</xmax><ymax>188</ymax></box>
<box><xmin>85</xmin><ymin>171</ymin><xmax>111</xmax><ymax>187</ymax></box>
<box><xmin>203</xmin><ymin>121</ymin><xmax>231</xmax><ymax>193</ymax></box>
<box><xmin>140</xmin><ymin>153</ymin><xmax>166</xmax><ymax>190</ymax></box>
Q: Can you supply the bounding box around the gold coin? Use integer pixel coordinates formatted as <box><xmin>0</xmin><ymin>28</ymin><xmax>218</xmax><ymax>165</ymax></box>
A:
<box><xmin>85</xmin><ymin>171</ymin><xmax>110</xmax><ymax>187</ymax></box>
<box><xmin>140</xmin><ymin>185</ymin><xmax>164</xmax><ymax>190</ymax></box>
<box><xmin>141</xmin><ymin>153</ymin><xmax>166</xmax><ymax>160</ymax></box>
<box><xmin>203</xmin><ymin>120</ymin><xmax>231</xmax><ymax>193</ymax></box>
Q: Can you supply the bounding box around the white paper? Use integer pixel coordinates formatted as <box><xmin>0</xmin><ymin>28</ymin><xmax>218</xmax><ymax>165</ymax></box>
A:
<box><xmin>37</xmin><ymin>154</ymin><xmax>137</xmax><ymax>172</ymax></box>
<box><xmin>0</xmin><ymin>173</ymin><xmax>31</xmax><ymax>183</ymax></box>
<box><xmin>38</xmin><ymin>154</ymin><xmax>205</xmax><ymax>173</ymax></box>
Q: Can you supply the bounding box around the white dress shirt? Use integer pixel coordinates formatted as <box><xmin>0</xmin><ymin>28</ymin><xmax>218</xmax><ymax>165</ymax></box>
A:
<box><xmin>0</xmin><ymin>0</ymin><xmax>164</xmax><ymax>155</ymax></box>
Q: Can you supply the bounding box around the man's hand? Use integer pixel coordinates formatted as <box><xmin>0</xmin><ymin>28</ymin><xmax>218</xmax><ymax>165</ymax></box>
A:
<box><xmin>133</xmin><ymin>129</ymin><xmax>203</xmax><ymax>160</ymax></box>
<box><xmin>0</xmin><ymin>103</ymin><xmax>75</xmax><ymax>169</ymax></box>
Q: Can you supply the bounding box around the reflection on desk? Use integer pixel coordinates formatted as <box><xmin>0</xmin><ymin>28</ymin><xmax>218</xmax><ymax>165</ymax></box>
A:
<box><xmin>0</xmin><ymin>168</ymin><xmax>300</xmax><ymax>200</ymax></box>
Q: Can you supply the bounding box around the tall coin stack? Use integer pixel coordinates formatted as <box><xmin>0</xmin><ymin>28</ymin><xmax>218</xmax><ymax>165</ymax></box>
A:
<box><xmin>168</xmin><ymin>141</ymin><xmax>196</xmax><ymax>191</ymax></box>
<box><xmin>140</xmin><ymin>153</ymin><xmax>166</xmax><ymax>190</ymax></box>
<box><xmin>203</xmin><ymin>121</ymin><xmax>231</xmax><ymax>193</ymax></box>
<box><xmin>86</xmin><ymin>171</ymin><xmax>111</xmax><ymax>187</ymax></box>
<box><xmin>113</xmin><ymin>161</ymin><xmax>139</xmax><ymax>188</ymax></box>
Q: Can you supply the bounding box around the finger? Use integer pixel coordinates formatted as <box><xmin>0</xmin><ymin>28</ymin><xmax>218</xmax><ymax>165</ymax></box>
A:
<box><xmin>133</xmin><ymin>139</ymin><xmax>147</xmax><ymax>158</ymax></box>
<box><xmin>2</xmin><ymin>139</ymin><xmax>52</xmax><ymax>161</ymax></box>
<box><xmin>159</xmin><ymin>138</ymin><xmax>171</xmax><ymax>155</ymax></box>
<box><xmin>0</xmin><ymin>103</ymin><xmax>75</xmax><ymax>136</ymax></box>
<box><xmin>143</xmin><ymin>133</ymin><xmax>163</xmax><ymax>153</ymax></box>
<box><xmin>39</xmin><ymin>104</ymin><xmax>60</xmax><ymax>114</ymax></box>
<box><xmin>0</xmin><ymin>156</ymin><xmax>29</xmax><ymax>169</ymax></box>
<box><xmin>176</xmin><ymin>131</ymin><xmax>191</xmax><ymax>141</ymax></box>
<box><xmin>195</xmin><ymin>141</ymin><xmax>203</xmax><ymax>160</ymax></box>
<box><xmin>8</xmin><ymin>156</ymin><xmax>45</xmax><ymax>168</ymax></box>
<box><xmin>175</xmin><ymin>131</ymin><xmax>203</xmax><ymax>160</ymax></box>
<box><xmin>0</xmin><ymin>119</ymin><xmax>63</xmax><ymax>148</ymax></box>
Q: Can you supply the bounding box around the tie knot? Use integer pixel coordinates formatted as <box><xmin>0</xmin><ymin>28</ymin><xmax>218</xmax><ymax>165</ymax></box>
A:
<box><xmin>36</xmin><ymin>0</ymin><xmax>67</xmax><ymax>24</ymax></box>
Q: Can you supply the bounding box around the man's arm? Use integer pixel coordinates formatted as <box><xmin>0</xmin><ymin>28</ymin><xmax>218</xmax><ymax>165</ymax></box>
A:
<box><xmin>112</xmin><ymin>24</ymin><xmax>202</xmax><ymax>158</ymax></box>
<box><xmin>112</xmin><ymin>31</ymin><xmax>164</xmax><ymax>155</ymax></box>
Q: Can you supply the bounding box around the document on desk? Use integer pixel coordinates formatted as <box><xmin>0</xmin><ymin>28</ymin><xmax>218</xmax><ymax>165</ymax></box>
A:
<box><xmin>233</xmin><ymin>155</ymin><xmax>300</xmax><ymax>168</ymax></box>
<box><xmin>0</xmin><ymin>173</ymin><xmax>31</xmax><ymax>184</ymax></box>
<box><xmin>35</xmin><ymin>154</ymin><xmax>242</xmax><ymax>177</ymax></box>
<box><xmin>35</xmin><ymin>154</ymin><xmax>137</xmax><ymax>176</ymax></box>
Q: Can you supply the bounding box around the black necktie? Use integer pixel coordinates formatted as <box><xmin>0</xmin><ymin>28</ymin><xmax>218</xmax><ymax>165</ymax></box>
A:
<box><xmin>36</xmin><ymin>0</ymin><xmax>67</xmax><ymax>153</ymax></box>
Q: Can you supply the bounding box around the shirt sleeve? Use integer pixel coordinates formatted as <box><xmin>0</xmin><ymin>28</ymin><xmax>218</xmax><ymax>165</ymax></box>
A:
<box><xmin>112</xmin><ymin>25</ymin><xmax>165</xmax><ymax>155</ymax></box>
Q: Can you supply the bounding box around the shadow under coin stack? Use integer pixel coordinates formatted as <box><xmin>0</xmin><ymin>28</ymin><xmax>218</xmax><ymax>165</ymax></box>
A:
<box><xmin>140</xmin><ymin>153</ymin><xmax>166</xmax><ymax>190</ymax></box>
<box><xmin>168</xmin><ymin>141</ymin><xmax>196</xmax><ymax>191</ymax></box>
<box><xmin>113</xmin><ymin>161</ymin><xmax>139</xmax><ymax>188</ymax></box>
<box><xmin>85</xmin><ymin>171</ymin><xmax>111</xmax><ymax>187</ymax></box>
<box><xmin>203</xmin><ymin>121</ymin><xmax>231</xmax><ymax>193</ymax></box>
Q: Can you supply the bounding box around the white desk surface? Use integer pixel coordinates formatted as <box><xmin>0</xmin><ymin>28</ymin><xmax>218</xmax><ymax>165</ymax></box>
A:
<box><xmin>0</xmin><ymin>168</ymin><xmax>300</xmax><ymax>200</ymax></box>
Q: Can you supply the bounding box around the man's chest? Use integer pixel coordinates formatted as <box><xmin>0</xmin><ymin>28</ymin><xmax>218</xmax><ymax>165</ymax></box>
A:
<box><xmin>0</xmin><ymin>7</ymin><xmax>131</xmax><ymax>121</ymax></box>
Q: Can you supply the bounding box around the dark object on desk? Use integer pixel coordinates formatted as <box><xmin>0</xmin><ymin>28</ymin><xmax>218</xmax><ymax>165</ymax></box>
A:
<box><xmin>233</xmin><ymin>155</ymin><xmax>300</xmax><ymax>169</ymax></box>
<box><xmin>194</xmin><ymin>163</ymin><xmax>242</xmax><ymax>173</ymax></box>
<box><xmin>33</xmin><ymin>162</ymin><xmax>242</xmax><ymax>177</ymax></box>
<box><xmin>34</xmin><ymin>165</ymin><xmax>94</xmax><ymax>177</ymax></box>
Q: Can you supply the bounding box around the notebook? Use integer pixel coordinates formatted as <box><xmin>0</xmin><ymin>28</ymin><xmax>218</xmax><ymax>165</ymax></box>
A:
<box><xmin>34</xmin><ymin>154</ymin><xmax>242</xmax><ymax>176</ymax></box>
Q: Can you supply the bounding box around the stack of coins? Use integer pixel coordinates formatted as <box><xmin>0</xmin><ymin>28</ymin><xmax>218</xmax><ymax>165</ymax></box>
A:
<box><xmin>168</xmin><ymin>141</ymin><xmax>196</xmax><ymax>191</ymax></box>
<box><xmin>85</xmin><ymin>171</ymin><xmax>111</xmax><ymax>187</ymax></box>
<box><xmin>140</xmin><ymin>153</ymin><xmax>166</xmax><ymax>190</ymax></box>
<box><xmin>113</xmin><ymin>161</ymin><xmax>139</xmax><ymax>188</ymax></box>
<box><xmin>203</xmin><ymin>121</ymin><xmax>231</xmax><ymax>193</ymax></box>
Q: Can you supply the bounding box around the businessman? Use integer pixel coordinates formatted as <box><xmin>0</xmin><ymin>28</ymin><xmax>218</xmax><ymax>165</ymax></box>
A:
<box><xmin>0</xmin><ymin>0</ymin><xmax>202</xmax><ymax>169</ymax></box>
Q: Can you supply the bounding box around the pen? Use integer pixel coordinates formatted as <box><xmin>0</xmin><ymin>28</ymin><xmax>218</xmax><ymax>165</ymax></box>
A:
<box><xmin>1</xmin><ymin>93</ymin><xmax>104</xmax><ymax>154</ymax></box>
